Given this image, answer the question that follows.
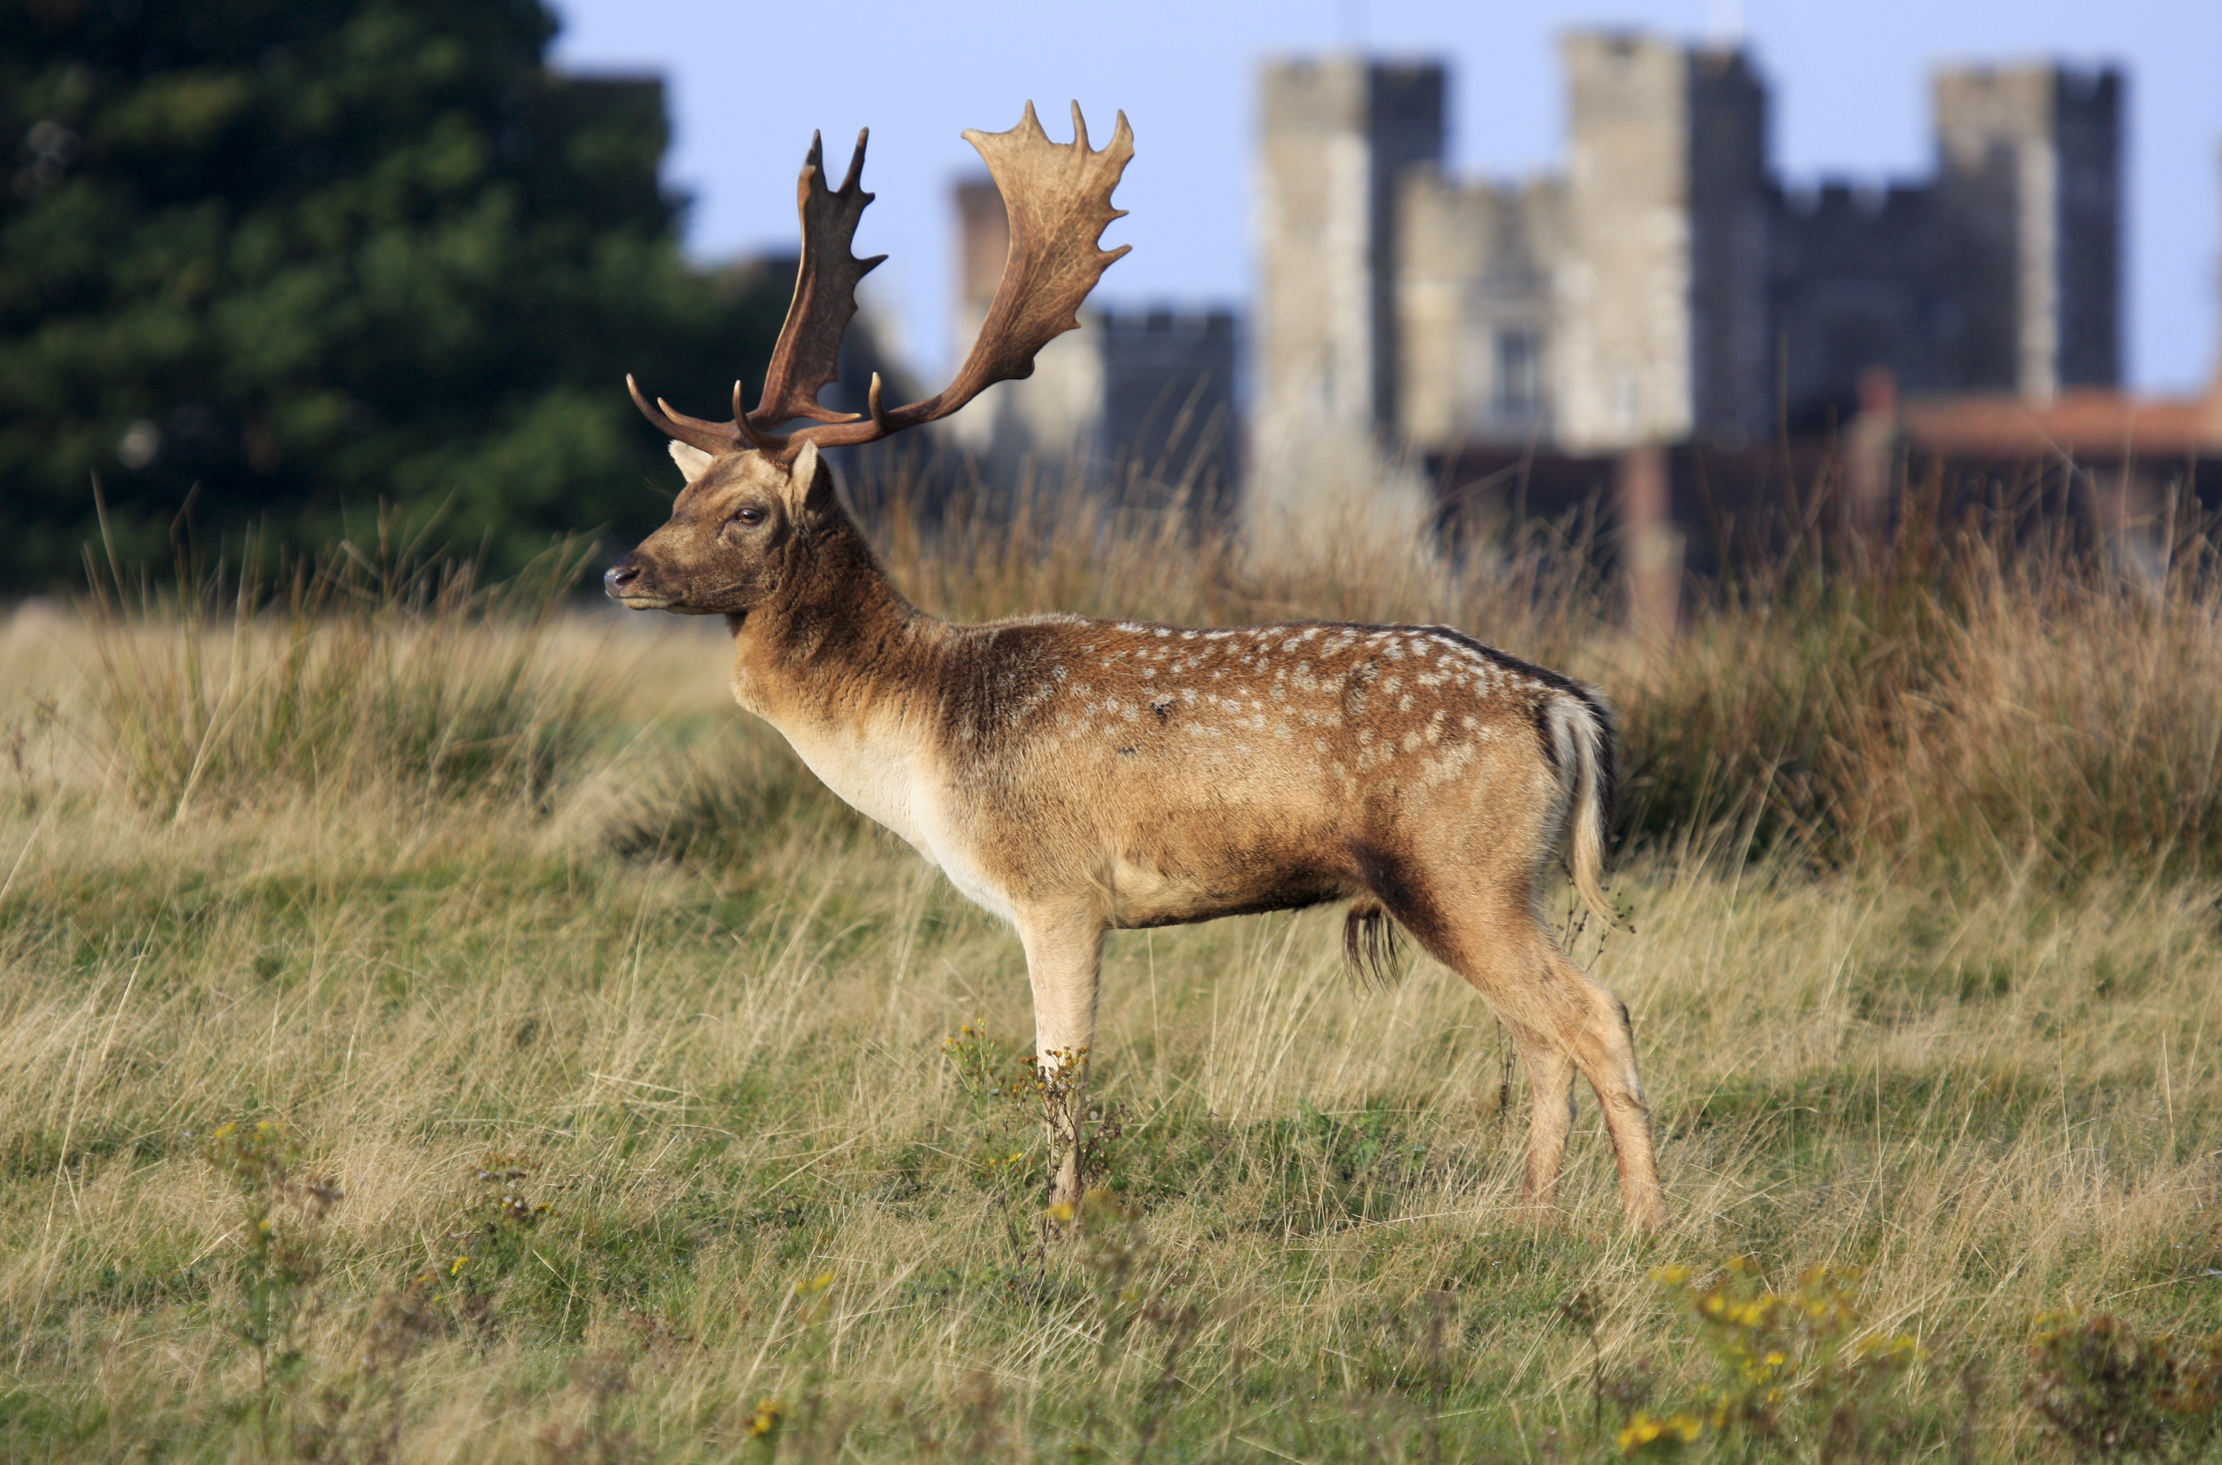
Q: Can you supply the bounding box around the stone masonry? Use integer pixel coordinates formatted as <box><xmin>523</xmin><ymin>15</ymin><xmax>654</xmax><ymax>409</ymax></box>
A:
<box><xmin>911</xmin><ymin>34</ymin><xmax>2129</xmax><ymax>563</ymax></box>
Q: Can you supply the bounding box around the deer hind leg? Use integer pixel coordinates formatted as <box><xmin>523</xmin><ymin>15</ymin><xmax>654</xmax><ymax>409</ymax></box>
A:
<box><xmin>1504</xmin><ymin>1018</ymin><xmax>1577</xmax><ymax>1220</ymax></box>
<box><xmin>1013</xmin><ymin>901</ymin><xmax>1107</xmax><ymax>1213</ymax></box>
<box><xmin>1486</xmin><ymin>950</ymin><xmax>1663</xmax><ymax>1228</ymax></box>
<box><xmin>1544</xmin><ymin>947</ymin><xmax>1666</xmax><ymax>1229</ymax></box>
<box><xmin>1387</xmin><ymin>879</ymin><xmax>1666</xmax><ymax>1230</ymax></box>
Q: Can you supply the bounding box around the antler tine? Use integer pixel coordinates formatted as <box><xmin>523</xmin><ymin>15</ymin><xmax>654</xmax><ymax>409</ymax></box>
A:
<box><xmin>785</xmin><ymin>102</ymin><xmax>1134</xmax><ymax>453</ymax></box>
<box><xmin>733</xmin><ymin>381</ymin><xmax>779</xmax><ymax>451</ymax></box>
<box><xmin>834</xmin><ymin>129</ymin><xmax>868</xmax><ymax>194</ymax></box>
<box><xmin>748</xmin><ymin>127</ymin><xmax>883</xmax><ymax>431</ymax></box>
<box><xmin>627</xmin><ymin>374</ymin><xmax>736</xmax><ymax>456</ymax></box>
<box><xmin>623</xmin><ymin>374</ymin><xmax>785</xmax><ymax>455</ymax></box>
<box><xmin>656</xmin><ymin>394</ymin><xmax>743</xmax><ymax>446</ymax></box>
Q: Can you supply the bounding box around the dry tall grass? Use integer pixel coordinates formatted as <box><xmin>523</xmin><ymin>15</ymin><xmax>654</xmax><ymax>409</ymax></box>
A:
<box><xmin>72</xmin><ymin>529</ymin><xmax>610</xmax><ymax>821</ymax></box>
<box><xmin>2</xmin><ymin>485</ymin><xmax>2220</xmax><ymax>1462</ymax></box>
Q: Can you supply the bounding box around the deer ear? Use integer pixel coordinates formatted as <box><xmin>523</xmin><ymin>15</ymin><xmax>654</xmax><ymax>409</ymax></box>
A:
<box><xmin>784</xmin><ymin>440</ymin><xmax>833</xmax><ymax>515</ymax></box>
<box><xmin>667</xmin><ymin>439</ymin><xmax>713</xmax><ymax>481</ymax></box>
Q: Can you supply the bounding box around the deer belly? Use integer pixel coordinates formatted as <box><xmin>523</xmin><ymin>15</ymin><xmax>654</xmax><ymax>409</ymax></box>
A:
<box><xmin>1105</xmin><ymin>846</ymin><xmax>1349</xmax><ymax>928</ymax></box>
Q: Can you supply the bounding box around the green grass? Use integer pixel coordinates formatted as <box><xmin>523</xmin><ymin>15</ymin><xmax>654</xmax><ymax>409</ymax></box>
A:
<box><xmin>4</xmin><ymin>493</ymin><xmax>2222</xmax><ymax>1462</ymax></box>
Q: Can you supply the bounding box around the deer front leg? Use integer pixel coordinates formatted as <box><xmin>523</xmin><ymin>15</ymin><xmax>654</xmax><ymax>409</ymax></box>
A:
<box><xmin>1014</xmin><ymin>902</ymin><xmax>1108</xmax><ymax>1212</ymax></box>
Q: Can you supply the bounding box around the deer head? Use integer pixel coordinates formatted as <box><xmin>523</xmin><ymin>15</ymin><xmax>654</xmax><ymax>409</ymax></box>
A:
<box><xmin>605</xmin><ymin>104</ymin><xmax>1133</xmax><ymax>616</ymax></box>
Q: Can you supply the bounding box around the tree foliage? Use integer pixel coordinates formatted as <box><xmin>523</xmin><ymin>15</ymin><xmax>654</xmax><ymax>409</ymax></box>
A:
<box><xmin>0</xmin><ymin>0</ymin><xmax>786</xmax><ymax>589</ymax></box>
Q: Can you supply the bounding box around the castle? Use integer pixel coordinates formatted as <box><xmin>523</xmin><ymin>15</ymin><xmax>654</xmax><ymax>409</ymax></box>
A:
<box><xmin>1256</xmin><ymin>38</ymin><xmax>2122</xmax><ymax>463</ymax></box>
<box><xmin>910</xmin><ymin>31</ymin><xmax>2214</xmax><ymax>574</ymax></box>
<box><xmin>1246</xmin><ymin>34</ymin><xmax>2142</xmax><ymax>555</ymax></box>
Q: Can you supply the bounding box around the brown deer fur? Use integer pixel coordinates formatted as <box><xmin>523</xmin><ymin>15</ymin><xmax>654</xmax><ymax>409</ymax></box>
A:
<box><xmin>606</xmin><ymin>440</ymin><xmax>1668</xmax><ymax>1229</ymax></box>
<box><xmin>604</xmin><ymin>107</ymin><xmax>1664</xmax><ymax>1229</ymax></box>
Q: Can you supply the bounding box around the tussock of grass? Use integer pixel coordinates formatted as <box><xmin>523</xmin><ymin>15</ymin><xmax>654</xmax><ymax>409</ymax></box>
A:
<box><xmin>1616</xmin><ymin>519</ymin><xmax>2222</xmax><ymax>881</ymax></box>
<box><xmin>76</xmin><ymin>526</ymin><xmax>612</xmax><ymax>819</ymax></box>
<box><xmin>1</xmin><ymin>479</ymin><xmax>2220</xmax><ymax>1460</ymax></box>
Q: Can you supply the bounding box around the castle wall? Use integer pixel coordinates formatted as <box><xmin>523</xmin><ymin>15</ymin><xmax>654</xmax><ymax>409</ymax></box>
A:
<box><xmin>1253</xmin><ymin>58</ymin><xmax>1445</xmax><ymax>448</ymax></box>
<box><xmin>1250</xmin><ymin>36</ymin><xmax>2124</xmax><ymax>471</ymax></box>
<box><xmin>1684</xmin><ymin>46</ymin><xmax>1774</xmax><ymax>444</ymax></box>
<box><xmin>1379</xmin><ymin>34</ymin><xmax>1783</xmax><ymax>459</ymax></box>
<box><xmin>1770</xmin><ymin>182</ymin><xmax>1942</xmax><ymax>426</ymax></box>
<box><xmin>1098</xmin><ymin>307</ymin><xmax>1240</xmax><ymax>507</ymax></box>
<box><xmin>2052</xmin><ymin>69</ymin><xmax>2125</xmax><ymax>391</ymax></box>
<box><xmin>918</xmin><ymin>33</ymin><xmax>2138</xmax><ymax>558</ymax></box>
<box><xmin>1550</xmin><ymin>37</ymin><xmax>1771</xmax><ymax>451</ymax></box>
<box><xmin>1250</xmin><ymin>56</ymin><xmax>1447</xmax><ymax>561</ymax></box>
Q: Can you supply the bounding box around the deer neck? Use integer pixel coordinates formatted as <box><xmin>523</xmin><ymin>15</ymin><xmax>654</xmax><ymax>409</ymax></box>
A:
<box><xmin>722</xmin><ymin>518</ymin><xmax>952</xmax><ymax>853</ymax></box>
<box><xmin>723</xmin><ymin>517</ymin><xmax>946</xmax><ymax>738</ymax></box>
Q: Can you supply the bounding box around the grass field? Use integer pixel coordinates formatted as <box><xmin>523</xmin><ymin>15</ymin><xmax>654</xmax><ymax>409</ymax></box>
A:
<box><xmin>5</xmin><ymin>490</ymin><xmax>2222</xmax><ymax>1462</ymax></box>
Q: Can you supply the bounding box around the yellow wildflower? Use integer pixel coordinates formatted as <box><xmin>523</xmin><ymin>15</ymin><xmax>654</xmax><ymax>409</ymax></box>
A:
<box><xmin>1617</xmin><ymin>1411</ymin><xmax>1703</xmax><ymax>1454</ymax></box>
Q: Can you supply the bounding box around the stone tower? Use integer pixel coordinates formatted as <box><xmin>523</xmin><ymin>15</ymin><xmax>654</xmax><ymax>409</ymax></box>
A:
<box><xmin>1251</xmin><ymin>56</ymin><xmax>1446</xmax><ymax>557</ymax></box>
<box><xmin>1931</xmin><ymin>63</ymin><xmax>2122</xmax><ymax>401</ymax></box>
<box><xmin>1556</xmin><ymin>33</ymin><xmax>1771</xmax><ymax>453</ymax></box>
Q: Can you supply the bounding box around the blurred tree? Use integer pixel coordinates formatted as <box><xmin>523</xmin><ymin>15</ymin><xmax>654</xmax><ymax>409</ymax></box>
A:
<box><xmin>0</xmin><ymin>0</ymin><xmax>788</xmax><ymax>590</ymax></box>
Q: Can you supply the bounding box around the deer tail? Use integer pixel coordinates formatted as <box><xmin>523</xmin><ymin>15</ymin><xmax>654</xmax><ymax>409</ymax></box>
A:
<box><xmin>1545</xmin><ymin>690</ymin><xmax>1624</xmax><ymax>931</ymax></box>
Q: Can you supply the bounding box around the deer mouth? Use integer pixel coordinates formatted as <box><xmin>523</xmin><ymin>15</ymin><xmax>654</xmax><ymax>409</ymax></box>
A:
<box><xmin>615</xmin><ymin>593</ymin><xmax>679</xmax><ymax>611</ymax></box>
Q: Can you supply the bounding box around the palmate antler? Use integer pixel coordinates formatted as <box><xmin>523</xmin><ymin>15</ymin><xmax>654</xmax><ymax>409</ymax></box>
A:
<box><xmin>629</xmin><ymin>102</ymin><xmax>1134</xmax><ymax>462</ymax></box>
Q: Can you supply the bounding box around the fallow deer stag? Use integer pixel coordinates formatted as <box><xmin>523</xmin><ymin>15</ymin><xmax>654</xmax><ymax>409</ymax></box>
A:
<box><xmin>603</xmin><ymin>104</ymin><xmax>1667</xmax><ymax>1230</ymax></box>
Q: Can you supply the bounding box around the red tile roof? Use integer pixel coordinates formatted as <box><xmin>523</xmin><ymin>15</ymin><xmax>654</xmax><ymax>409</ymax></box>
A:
<box><xmin>1899</xmin><ymin>378</ymin><xmax>2222</xmax><ymax>458</ymax></box>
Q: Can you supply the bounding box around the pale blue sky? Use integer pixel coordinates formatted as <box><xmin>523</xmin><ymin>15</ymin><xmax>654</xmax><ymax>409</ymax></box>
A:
<box><xmin>551</xmin><ymin>0</ymin><xmax>2221</xmax><ymax>393</ymax></box>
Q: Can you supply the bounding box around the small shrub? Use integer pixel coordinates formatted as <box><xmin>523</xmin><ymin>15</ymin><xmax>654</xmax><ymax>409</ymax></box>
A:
<box><xmin>1625</xmin><ymin>1259</ymin><xmax>1921</xmax><ymax>1460</ymax></box>
<box><xmin>435</xmin><ymin>1154</ymin><xmax>556</xmax><ymax>1342</ymax></box>
<box><xmin>200</xmin><ymin>1119</ymin><xmax>341</xmax><ymax>1443</ymax></box>
<box><xmin>2026</xmin><ymin>1312</ymin><xmax>2222</xmax><ymax>1460</ymax></box>
<box><xmin>941</xmin><ymin>1024</ymin><xmax>1129</xmax><ymax>1223</ymax></box>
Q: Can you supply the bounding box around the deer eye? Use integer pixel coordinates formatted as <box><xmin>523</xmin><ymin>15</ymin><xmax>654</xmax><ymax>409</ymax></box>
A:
<box><xmin>728</xmin><ymin>504</ymin><xmax>767</xmax><ymax>530</ymax></box>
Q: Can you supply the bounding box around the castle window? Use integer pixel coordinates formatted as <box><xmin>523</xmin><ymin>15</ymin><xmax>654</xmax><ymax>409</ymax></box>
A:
<box><xmin>1494</xmin><ymin>329</ymin><xmax>1540</xmax><ymax>417</ymax></box>
<box><xmin>1614</xmin><ymin>373</ymin><xmax>1642</xmax><ymax>428</ymax></box>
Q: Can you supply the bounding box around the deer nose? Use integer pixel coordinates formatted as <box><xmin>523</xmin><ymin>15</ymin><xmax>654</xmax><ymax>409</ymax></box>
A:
<box><xmin>603</xmin><ymin>560</ymin><xmax>642</xmax><ymax>599</ymax></box>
